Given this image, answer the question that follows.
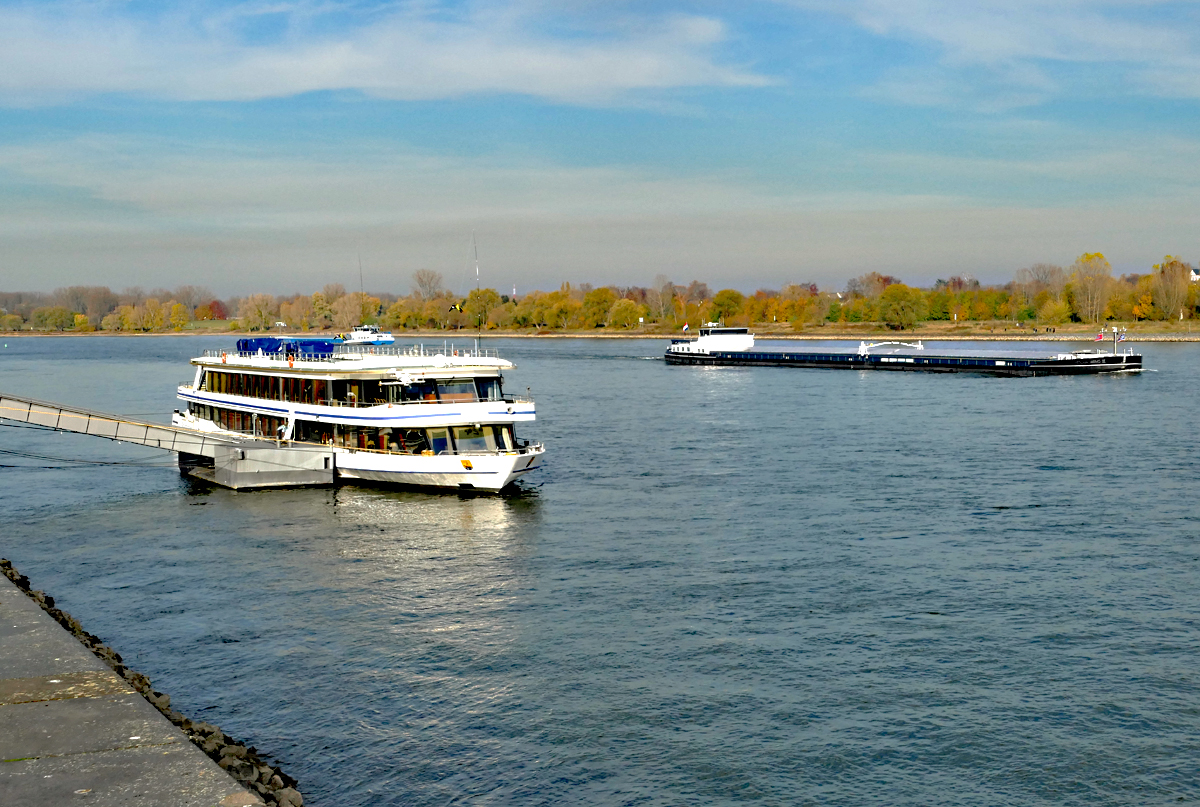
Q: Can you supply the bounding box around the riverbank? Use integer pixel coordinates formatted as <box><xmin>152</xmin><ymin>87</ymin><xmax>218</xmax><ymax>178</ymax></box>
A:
<box><xmin>0</xmin><ymin>559</ymin><xmax>304</xmax><ymax>807</ymax></box>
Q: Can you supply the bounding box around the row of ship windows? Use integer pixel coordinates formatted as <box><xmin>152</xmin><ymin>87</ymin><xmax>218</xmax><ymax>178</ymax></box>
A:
<box><xmin>201</xmin><ymin>370</ymin><xmax>503</xmax><ymax>406</ymax></box>
<box><xmin>189</xmin><ymin>403</ymin><xmax>515</xmax><ymax>453</ymax></box>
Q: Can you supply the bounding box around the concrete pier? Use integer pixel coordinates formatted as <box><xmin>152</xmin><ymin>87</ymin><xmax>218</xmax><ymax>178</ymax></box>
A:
<box><xmin>0</xmin><ymin>576</ymin><xmax>264</xmax><ymax>807</ymax></box>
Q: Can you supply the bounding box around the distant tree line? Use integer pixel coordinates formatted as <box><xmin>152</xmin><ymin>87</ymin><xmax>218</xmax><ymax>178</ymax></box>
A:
<box><xmin>3</xmin><ymin>253</ymin><xmax>1198</xmax><ymax>334</ymax></box>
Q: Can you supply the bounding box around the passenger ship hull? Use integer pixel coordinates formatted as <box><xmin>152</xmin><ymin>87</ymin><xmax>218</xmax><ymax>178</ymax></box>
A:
<box><xmin>334</xmin><ymin>447</ymin><xmax>542</xmax><ymax>490</ymax></box>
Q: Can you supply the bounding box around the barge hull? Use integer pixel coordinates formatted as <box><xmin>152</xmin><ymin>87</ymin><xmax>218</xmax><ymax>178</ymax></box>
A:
<box><xmin>664</xmin><ymin>350</ymin><xmax>1142</xmax><ymax>376</ymax></box>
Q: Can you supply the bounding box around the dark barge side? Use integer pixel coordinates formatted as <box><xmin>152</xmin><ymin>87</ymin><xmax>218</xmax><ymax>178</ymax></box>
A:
<box><xmin>664</xmin><ymin>328</ymin><xmax>1143</xmax><ymax>377</ymax></box>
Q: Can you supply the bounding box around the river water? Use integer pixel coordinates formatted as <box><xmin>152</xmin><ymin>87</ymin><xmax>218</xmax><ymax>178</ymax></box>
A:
<box><xmin>1</xmin><ymin>335</ymin><xmax>1197</xmax><ymax>806</ymax></box>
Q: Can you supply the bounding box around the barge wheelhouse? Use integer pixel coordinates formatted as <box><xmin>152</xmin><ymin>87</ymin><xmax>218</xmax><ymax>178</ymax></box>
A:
<box><xmin>172</xmin><ymin>338</ymin><xmax>543</xmax><ymax>491</ymax></box>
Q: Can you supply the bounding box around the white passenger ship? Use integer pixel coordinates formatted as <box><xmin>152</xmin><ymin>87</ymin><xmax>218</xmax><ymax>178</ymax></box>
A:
<box><xmin>338</xmin><ymin>324</ymin><xmax>395</xmax><ymax>345</ymax></box>
<box><xmin>171</xmin><ymin>337</ymin><xmax>543</xmax><ymax>491</ymax></box>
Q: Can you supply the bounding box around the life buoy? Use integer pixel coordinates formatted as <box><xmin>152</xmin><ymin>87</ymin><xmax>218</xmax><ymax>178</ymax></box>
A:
<box><xmin>221</xmin><ymin>352</ymin><xmax>227</xmax><ymax>364</ymax></box>
<box><xmin>288</xmin><ymin>358</ymin><xmax>294</xmax><ymax>368</ymax></box>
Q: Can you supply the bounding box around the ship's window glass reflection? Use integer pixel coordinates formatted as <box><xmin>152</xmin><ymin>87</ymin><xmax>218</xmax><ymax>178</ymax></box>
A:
<box><xmin>476</xmin><ymin>377</ymin><xmax>502</xmax><ymax>401</ymax></box>
<box><xmin>437</xmin><ymin>380</ymin><xmax>478</xmax><ymax>402</ymax></box>
<box><xmin>428</xmin><ymin>428</ymin><xmax>451</xmax><ymax>454</ymax></box>
<box><xmin>452</xmin><ymin>425</ymin><xmax>491</xmax><ymax>452</ymax></box>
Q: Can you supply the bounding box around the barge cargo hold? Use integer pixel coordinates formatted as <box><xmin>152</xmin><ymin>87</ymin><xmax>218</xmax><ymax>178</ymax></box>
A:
<box><xmin>665</xmin><ymin>327</ymin><xmax>1143</xmax><ymax>376</ymax></box>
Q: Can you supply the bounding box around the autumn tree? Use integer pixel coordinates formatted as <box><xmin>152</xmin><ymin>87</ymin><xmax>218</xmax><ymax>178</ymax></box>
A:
<box><xmin>238</xmin><ymin>294</ymin><xmax>277</xmax><ymax>332</ymax></box>
<box><xmin>31</xmin><ymin>306</ymin><xmax>74</xmax><ymax>330</ymax></box>
<box><xmin>608</xmin><ymin>298</ymin><xmax>643</xmax><ymax>329</ymax></box>
<box><xmin>878</xmin><ymin>283</ymin><xmax>926</xmax><ymax>330</ymax></box>
<box><xmin>1070</xmin><ymin>253</ymin><xmax>1113</xmax><ymax>323</ymax></box>
<box><xmin>649</xmin><ymin>275</ymin><xmax>675</xmax><ymax>322</ymax></box>
<box><xmin>412</xmin><ymin>270</ymin><xmax>445</xmax><ymax>301</ymax></box>
<box><xmin>465</xmin><ymin>288</ymin><xmax>501</xmax><ymax>328</ymax></box>
<box><xmin>581</xmin><ymin>287</ymin><xmax>618</xmax><ymax>327</ymax></box>
<box><xmin>710</xmin><ymin>289</ymin><xmax>745</xmax><ymax>324</ymax></box>
<box><xmin>309</xmin><ymin>292</ymin><xmax>332</xmax><ymax>328</ymax></box>
<box><xmin>1037</xmin><ymin>298</ymin><xmax>1071</xmax><ymax>325</ymax></box>
<box><xmin>1152</xmin><ymin>256</ymin><xmax>1191</xmax><ymax>321</ymax></box>
<box><xmin>847</xmin><ymin>272</ymin><xmax>900</xmax><ymax>299</ymax></box>
<box><xmin>170</xmin><ymin>303</ymin><xmax>189</xmax><ymax>331</ymax></box>
<box><xmin>332</xmin><ymin>292</ymin><xmax>381</xmax><ymax>329</ymax></box>
<box><xmin>274</xmin><ymin>296</ymin><xmax>304</xmax><ymax>329</ymax></box>
<box><xmin>171</xmin><ymin>286</ymin><xmax>214</xmax><ymax>310</ymax></box>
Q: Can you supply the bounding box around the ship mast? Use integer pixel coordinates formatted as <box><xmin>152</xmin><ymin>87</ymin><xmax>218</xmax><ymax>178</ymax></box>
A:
<box><xmin>473</xmin><ymin>231</ymin><xmax>480</xmax><ymax>354</ymax></box>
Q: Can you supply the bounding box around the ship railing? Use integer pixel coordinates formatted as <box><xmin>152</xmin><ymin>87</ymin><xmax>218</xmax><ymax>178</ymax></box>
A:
<box><xmin>200</xmin><ymin>344</ymin><xmax>501</xmax><ymax>362</ymax></box>
<box><xmin>307</xmin><ymin>441</ymin><xmax>543</xmax><ymax>457</ymax></box>
<box><xmin>337</xmin><ymin>344</ymin><xmax>500</xmax><ymax>359</ymax></box>
<box><xmin>857</xmin><ymin>340</ymin><xmax>925</xmax><ymax>356</ymax></box>
<box><xmin>179</xmin><ymin>389</ymin><xmax>534</xmax><ymax>408</ymax></box>
<box><xmin>318</xmin><ymin>395</ymin><xmax>534</xmax><ymax>409</ymax></box>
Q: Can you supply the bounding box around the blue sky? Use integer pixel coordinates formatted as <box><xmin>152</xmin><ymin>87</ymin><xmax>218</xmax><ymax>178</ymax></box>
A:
<box><xmin>2</xmin><ymin>0</ymin><xmax>1200</xmax><ymax>295</ymax></box>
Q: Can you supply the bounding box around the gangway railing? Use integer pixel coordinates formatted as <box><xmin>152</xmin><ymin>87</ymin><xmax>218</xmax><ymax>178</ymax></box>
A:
<box><xmin>0</xmin><ymin>392</ymin><xmax>334</xmax><ymax>490</ymax></box>
<box><xmin>0</xmin><ymin>392</ymin><xmax>243</xmax><ymax>458</ymax></box>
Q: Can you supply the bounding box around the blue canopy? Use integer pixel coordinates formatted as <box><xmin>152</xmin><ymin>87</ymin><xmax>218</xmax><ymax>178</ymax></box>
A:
<box><xmin>236</xmin><ymin>338</ymin><xmax>340</xmax><ymax>357</ymax></box>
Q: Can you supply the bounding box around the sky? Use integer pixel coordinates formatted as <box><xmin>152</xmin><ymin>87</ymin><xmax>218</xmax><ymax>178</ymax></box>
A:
<box><xmin>2</xmin><ymin>0</ymin><xmax>1200</xmax><ymax>296</ymax></box>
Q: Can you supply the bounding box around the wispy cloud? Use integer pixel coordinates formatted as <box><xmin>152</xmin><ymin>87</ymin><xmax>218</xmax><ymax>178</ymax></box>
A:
<box><xmin>788</xmin><ymin>0</ymin><xmax>1200</xmax><ymax>107</ymax></box>
<box><xmin>0</xmin><ymin>1</ymin><xmax>770</xmax><ymax>106</ymax></box>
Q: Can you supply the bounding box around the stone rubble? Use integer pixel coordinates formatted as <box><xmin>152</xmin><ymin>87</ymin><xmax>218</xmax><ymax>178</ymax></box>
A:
<box><xmin>0</xmin><ymin>558</ymin><xmax>304</xmax><ymax>807</ymax></box>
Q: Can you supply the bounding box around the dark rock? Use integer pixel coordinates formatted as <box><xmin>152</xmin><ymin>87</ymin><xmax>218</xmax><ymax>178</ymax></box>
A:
<box><xmin>221</xmin><ymin>744</ymin><xmax>248</xmax><ymax>760</ymax></box>
<box><xmin>276</xmin><ymin>787</ymin><xmax>303</xmax><ymax>807</ymax></box>
<box><xmin>148</xmin><ymin>691</ymin><xmax>170</xmax><ymax>711</ymax></box>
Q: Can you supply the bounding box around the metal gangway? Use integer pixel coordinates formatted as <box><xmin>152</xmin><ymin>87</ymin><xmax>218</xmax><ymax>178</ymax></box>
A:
<box><xmin>0</xmin><ymin>392</ymin><xmax>334</xmax><ymax>489</ymax></box>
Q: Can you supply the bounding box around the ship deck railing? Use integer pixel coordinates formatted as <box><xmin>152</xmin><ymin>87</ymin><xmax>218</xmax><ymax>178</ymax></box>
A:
<box><xmin>179</xmin><ymin>385</ymin><xmax>533</xmax><ymax>408</ymax></box>
<box><xmin>252</xmin><ymin>439</ymin><xmax>544</xmax><ymax>457</ymax></box>
<box><xmin>200</xmin><ymin>344</ymin><xmax>500</xmax><ymax>362</ymax></box>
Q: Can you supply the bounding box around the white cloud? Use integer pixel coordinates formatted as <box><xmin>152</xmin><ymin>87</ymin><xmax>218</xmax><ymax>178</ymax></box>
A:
<box><xmin>788</xmin><ymin>0</ymin><xmax>1200</xmax><ymax>107</ymax></box>
<box><xmin>0</xmin><ymin>2</ymin><xmax>770</xmax><ymax>105</ymax></box>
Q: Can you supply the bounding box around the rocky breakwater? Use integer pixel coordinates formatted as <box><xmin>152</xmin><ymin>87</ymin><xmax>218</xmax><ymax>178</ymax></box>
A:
<box><xmin>0</xmin><ymin>558</ymin><xmax>306</xmax><ymax>807</ymax></box>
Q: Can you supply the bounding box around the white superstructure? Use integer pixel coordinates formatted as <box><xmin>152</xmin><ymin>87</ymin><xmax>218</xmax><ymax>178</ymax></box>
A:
<box><xmin>172</xmin><ymin>338</ymin><xmax>543</xmax><ymax>491</ymax></box>
<box><xmin>339</xmin><ymin>324</ymin><xmax>395</xmax><ymax>345</ymax></box>
<box><xmin>666</xmin><ymin>325</ymin><xmax>755</xmax><ymax>357</ymax></box>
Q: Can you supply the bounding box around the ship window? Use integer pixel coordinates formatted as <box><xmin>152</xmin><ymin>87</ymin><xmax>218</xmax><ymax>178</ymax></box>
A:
<box><xmin>492</xmin><ymin>425</ymin><xmax>514</xmax><ymax>450</ymax></box>
<box><xmin>476</xmin><ymin>377</ymin><xmax>502</xmax><ymax>401</ymax></box>
<box><xmin>360</xmin><ymin>380</ymin><xmax>382</xmax><ymax>404</ymax></box>
<box><xmin>428</xmin><ymin>428</ymin><xmax>451</xmax><ymax>455</ymax></box>
<box><xmin>437</xmin><ymin>379</ymin><xmax>478</xmax><ymax>402</ymax></box>
<box><xmin>396</xmin><ymin>429</ymin><xmax>428</xmax><ymax>453</ymax></box>
<box><xmin>397</xmin><ymin>380</ymin><xmax>437</xmax><ymax>402</ymax></box>
<box><xmin>453</xmin><ymin>425</ymin><xmax>491</xmax><ymax>452</ymax></box>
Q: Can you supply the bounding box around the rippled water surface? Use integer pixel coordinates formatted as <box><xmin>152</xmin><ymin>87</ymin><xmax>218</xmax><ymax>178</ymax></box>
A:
<box><xmin>2</xmin><ymin>335</ymin><xmax>1198</xmax><ymax>806</ymax></box>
